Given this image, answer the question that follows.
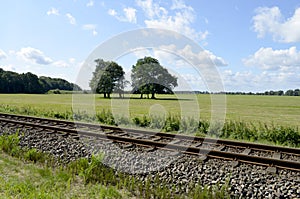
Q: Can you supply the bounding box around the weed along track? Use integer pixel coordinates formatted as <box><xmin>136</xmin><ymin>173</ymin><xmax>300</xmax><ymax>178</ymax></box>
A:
<box><xmin>0</xmin><ymin>112</ymin><xmax>299</xmax><ymax>172</ymax></box>
<box><xmin>0</xmin><ymin>112</ymin><xmax>300</xmax><ymax>198</ymax></box>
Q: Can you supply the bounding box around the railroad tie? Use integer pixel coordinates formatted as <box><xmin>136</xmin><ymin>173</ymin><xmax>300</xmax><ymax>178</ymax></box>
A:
<box><xmin>272</xmin><ymin>152</ymin><xmax>281</xmax><ymax>159</ymax></box>
<box><xmin>242</xmin><ymin>148</ymin><xmax>251</xmax><ymax>155</ymax></box>
<box><xmin>151</xmin><ymin>136</ymin><xmax>161</xmax><ymax>141</ymax></box>
<box><xmin>216</xmin><ymin>145</ymin><xmax>225</xmax><ymax>151</ymax></box>
<box><xmin>192</xmin><ymin>142</ymin><xmax>202</xmax><ymax>148</ymax></box>
<box><xmin>169</xmin><ymin>139</ymin><xmax>181</xmax><ymax>145</ymax></box>
<box><xmin>118</xmin><ymin>132</ymin><xmax>128</xmax><ymax>137</ymax></box>
<box><xmin>133</xmin><ymin>134</ymin><xmax>144</xmax><ymax>139</ymax></box>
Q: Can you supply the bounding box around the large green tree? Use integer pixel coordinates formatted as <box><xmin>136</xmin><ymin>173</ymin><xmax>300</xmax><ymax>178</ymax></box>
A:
<box><xmin>89</xmin><ymin>59</ymin><xmax>125</xmax><ymax>98</ymax></box>
<box><xmin>131</xmin><ymin>56</ymin><xmax>178</xmax><ymax>99</ymax></box>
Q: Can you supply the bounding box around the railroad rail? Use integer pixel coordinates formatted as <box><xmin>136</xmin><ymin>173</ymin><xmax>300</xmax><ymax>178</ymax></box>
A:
<box><xmin>0</xmin><ymin>112</ymin><xmax>299</xmax><ymax>172</ymax></box>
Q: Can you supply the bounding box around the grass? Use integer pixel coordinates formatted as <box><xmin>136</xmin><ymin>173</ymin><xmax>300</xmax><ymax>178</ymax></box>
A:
<box><xmin>0</xmin><ymin>93</ymin><xmax>299</xmax><ymax>127</ymax></box>
<box><xmin>0</xmin><ymin>151</ymin><xmax>128</xmax><ymax>198</ymax></box>
<box><xmin>0</xmin><ymin>133</ymin><xmax>230</xmax><ymax>198</ymax></box>
<box><xmin>0</xmin><ymin>133</ymin><xmax>128</xmax><ymax>199</ymax></box>
<box><xmin>0</xmin><ymin>93</ymin><xmax>299</xmax><ymax>147</ymax></box>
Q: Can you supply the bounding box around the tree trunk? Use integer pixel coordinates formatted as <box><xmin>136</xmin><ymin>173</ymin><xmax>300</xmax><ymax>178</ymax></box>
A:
<box><xmin>140</xmin><ymin>93</ymin><xmax>143</xmax><ymax>98</ymax></box>
<box><xmin>104</xmin><ymin>93</ymin><xmax>107</xmax><ymax>98</ymax></box>
<box><xmin>151</xmin><ymin>93</ymin><xmax>155</xmax><ymax>99</ymax></box>
<box><xmin>108</xmin><ymin>93</ymin><xmax>111</xmax><ymax>98</ymax></box>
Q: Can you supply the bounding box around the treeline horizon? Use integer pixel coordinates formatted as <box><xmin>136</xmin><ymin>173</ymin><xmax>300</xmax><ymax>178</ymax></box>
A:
<box><xmin>174</xmin><ymin>89</ymin><xmax>300</xmax><ymax>96</ymax></box>
<box><xmin>0</xmin><ymin>68</ymin><xmax>81</xmax><ymax>94</ymax></box>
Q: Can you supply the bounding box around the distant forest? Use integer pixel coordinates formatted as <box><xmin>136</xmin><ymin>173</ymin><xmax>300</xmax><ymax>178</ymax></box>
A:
<box><xmin>176</xmin><ymin>89</ymin><xmax>300</xmax><ymax>96</ymax></box>
<box><xmin>0</xmin><ymin>68</ymin><xmax>81</xmax><ymax>94</ymax></box>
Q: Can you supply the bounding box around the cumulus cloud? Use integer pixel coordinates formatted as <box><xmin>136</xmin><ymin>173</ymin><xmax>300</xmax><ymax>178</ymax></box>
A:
<box><xmin>221</xmin><ymin>69</ymin><xmax>300</xmax><ymax>92</ymax></box>
<box><xmin>16</xmin><ymin>47</ymin><xmax>53</xmax><ymax>65</ymax></box>
<box><xmin>174</xmin><ymin>45</ymin><xmax>227</xmax><ymax>67</ymax></box>
<box><xmin>47</xmin><ymin>7</ymin><xmax>59</xmax><ymax>16</ymax></box>
<box><xmin>66</xmin><ymin>13</ymin><xmax>76</xmax><ymax>25</ymax></box>
<box><xmin>136</xmin><ymin>0</ymin><xmax>208</xmax><ymax>41</ymax></box>
<box><xmin>131</xmin><ymin>44</ymin><xmax>227</xmax><ymax>68</ymax></box>
<box><xmin>82</xmin><ymin>24</ymin><xmax>98</xmax><ymax>36</ymax></box>
<box><xmin>86</xmin><ymin>0</ymin><xmax>94</xmax><ymax>7</ymax></box>
<box><xmin>108</xmin><ymin>9</ymin><xmax>117</xmax><ymax>16</ymax></box>
<box><xmin>136</xmin><ymin>0</ymin><xmax>167</xmax><ymax>19</ymax></box>
<box><xmin>108</xmin><ymin>7</ymin><xmax>137</xmax><ymax>23</ymax></box>
<box><xmin>252</xmin><ymin>6</ymin><xmax>300</xmax><ymax>42</ymax></box>
<box><xmin>124</xmin><ymin>7</ymin><xmax>137</xmax><ymax>23</ymax></box>
<box><xmin>243</xmin><ymin>46</ymin><xmax>300</xmax><ymax>70</ymax></box>
<box><xmin>0</xmin><ymin>49</ymin><xmax>7</xmax><ymax>60</ymax></box>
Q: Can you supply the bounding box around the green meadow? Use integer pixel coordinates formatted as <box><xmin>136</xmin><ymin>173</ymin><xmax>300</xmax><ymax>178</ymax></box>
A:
<box><xmin>0</xmin><ymin>93</ymin><xmax>299</xmax><ymax>147</ymax></box>
<box><xmin>0</xmin><ymin>93</ymin><xmax>299</xmax><ymax>127</ymax></box>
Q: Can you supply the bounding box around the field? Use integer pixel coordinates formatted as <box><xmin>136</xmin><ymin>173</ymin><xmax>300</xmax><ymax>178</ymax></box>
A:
<box><xmin>0</xmin><ymin>93</ymin><xmax>299</xmax><ymax>127</ymax></box>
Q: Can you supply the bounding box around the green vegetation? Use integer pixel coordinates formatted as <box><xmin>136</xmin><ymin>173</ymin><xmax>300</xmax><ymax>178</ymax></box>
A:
<box><xmin>0</xmin><ymin>94</ymin><xmax>299</xmax><ymax>147</ymax></box>
<box><xmin>90</xmin><ymin>59</ymin><xmax>125</xmax><ymax>98</ymax></box>
<box><xmin>0</xmin><ymin>68</ymin><xmax>81</xmax><ymax>94</ymax></box>
<box><xmin>131</xmin><ymin>56</ymin><xmax>178</xmax><ymax>99</ymax></box>
<box><xmin>89</xmin><ymin>56</ymin><xmax>178</xmax><ymax>99</ymax></box>
<box><xmin>0</xmin><ymin>133</ymin><xmax>230</xmax><ymax>198</ymax></box>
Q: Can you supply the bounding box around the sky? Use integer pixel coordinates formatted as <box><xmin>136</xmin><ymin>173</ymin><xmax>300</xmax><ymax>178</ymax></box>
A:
<box><xmin>1</xmin><ymin>0</ymin><xmax>300</xmax><ymax>92</ymax></box>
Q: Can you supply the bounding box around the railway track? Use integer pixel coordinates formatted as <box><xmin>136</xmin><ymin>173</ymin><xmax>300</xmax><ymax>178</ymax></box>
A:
<box><xmin>0</xmin><ymin>112</ymin><xmax>299</xmax><ymax>172</ymax></box>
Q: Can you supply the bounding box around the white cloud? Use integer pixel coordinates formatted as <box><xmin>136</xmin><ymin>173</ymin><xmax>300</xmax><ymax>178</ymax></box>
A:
<box><xmin>66</xmin><ymin>13</ymin><xmax>76</xmax><ymax>25</ymax></box>
<box><xmin>53</xmin><ymin>60</ymin><xmax>69</xmax><ymax>67</ymax></box>
<box><xmin>69</xmin><ymin>58</ymin><xmax>76</xmax><ymax>63</ymax></box>
<box><xmin>16</xmin><ymin>47</ymin><xmax>53</xmax><ymax>65</ymax></box>
<box><xmin>108</xmin><ymin>9</ymin><xmax>117</xmax><ymax>16</ymax></box>
<box><xmin>123</xmin><ymin>7</ymin><xmax>137</xmax><ymax>23</ymax></box>
<box><xmin>253</xmin><ymin>6</ymin><xmax>300</xmax><ymax>42</ymax></box>
<box><xmin>243</xmin><ymin>46</ymin><xmax>300</xmax><ymax>70</ymax></box>
<box><xmin>47</xmin><ymin>7</ymin><xmax>59</xmax><ymax>16</ymax></box>
<box><xmin>131</xmin><ymin>44</ymin><xmax>227</xmax><ymax>68</ymax></box>
<box><xmin>86</xmin><ymin>0</ymin><xmax>94</xmax><ymax>7</ymax></box>
<box><xmin>0</xmin><ymin>64</ymin><xmax>15</xmax><ymax>71</ymax></box>
<box><xmin>108</xmin><ymin>7</ymin><xmax>137</xmax><ymax>23</ymax></box>
<box><xmin>174</xmin><ymin>45</ymin><xmax>227</xmax><ymax>67</ymax></box>
<box><xmin>136</xmin><ymin>0</ymin><xmax>167</xmax><ymax>19</ymax></box>
<box><xmin>82</xmin><ymin>24</ymin><xmax>98</xmax><ymax>36</ymax></box>
<box><xmin>136</xmin><ymin>0</ymin><xmax>208</xmax><ymax>41</ymax></box>
<box><xmin>221</xmin><ymin>69</ymin><xmax>300</xmax><ymax>92</ymax></box>
<box><xmin>0</xmin><ymin>49</ymin><xmax>7</xmax><ymax>59</ymax></box>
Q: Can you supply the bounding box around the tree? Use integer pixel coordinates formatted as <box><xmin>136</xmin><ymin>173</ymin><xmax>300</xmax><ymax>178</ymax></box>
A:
<box><xmin>114</xmin><ymin>76</ymin><xmax>129</xmax><ymax>98</ymax></box>
<box><xmin>0</xmin><ymin>68</ymin><xmax>81</xmax><ymax>94</ymax></box>
<box><xmin>131</xmin><ymin>56</ymin><xmax>177</xmax><ymax>99</ymax></box>
<box><xmin>89</xmin><ymin>59</ymin><xmax>125</xmax><ymax>98</ymax></box>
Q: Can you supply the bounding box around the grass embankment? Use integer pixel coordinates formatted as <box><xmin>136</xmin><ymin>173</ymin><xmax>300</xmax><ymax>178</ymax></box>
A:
<box><xmin>0</xmin><ymin>94</ymin><xmax>299</xmax><ymax>147</ymax></box>
<box><xmin>0</xmin><ymin>133</ymin><xmax>230</xmax><ymax>198</ymax></box>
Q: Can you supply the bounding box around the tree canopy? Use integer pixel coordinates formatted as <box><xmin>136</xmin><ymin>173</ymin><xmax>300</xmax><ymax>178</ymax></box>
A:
<box><xmin>89</xmin><ymin>59</ymin><xmax>125</xmax><ymax>98</ymax></box>
<box><xmin>0</xmin><ymin>68</ymin><xmax>81</xmax><ymax>94</ymax></box>
<box><xmin>131</xmin><ymin>56</ymin><xmax>178</xmax><ymax>99</ymax></box>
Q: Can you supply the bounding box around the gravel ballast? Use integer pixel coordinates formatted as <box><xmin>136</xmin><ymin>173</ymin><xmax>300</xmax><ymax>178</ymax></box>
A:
<box><xmin>0</xmin><ymin>123</ymin><xmax>299</xmax><ymax>198</ymax></box>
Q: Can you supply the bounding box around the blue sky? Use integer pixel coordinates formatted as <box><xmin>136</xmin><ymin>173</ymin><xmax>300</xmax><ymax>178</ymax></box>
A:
<box><xmin>1</xmin><ymin>0</ymin><xmax>300</xmax><ymax>92</ymax></box>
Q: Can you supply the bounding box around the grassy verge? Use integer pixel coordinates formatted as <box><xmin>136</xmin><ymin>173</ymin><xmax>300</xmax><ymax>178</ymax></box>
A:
<box><xmin>0</xmin><ymin>103</ymin><xmax>299</xmax><ymax>147</ymax></box>
<box><xmin>0</xmin><ymin>134</ymin><xmax>128</xmax><ymax>199</ymax></box>
<box><xmin>0</xmin><ymin>133</ymin><xmax>230</xmax><ymax>198</ymax></box>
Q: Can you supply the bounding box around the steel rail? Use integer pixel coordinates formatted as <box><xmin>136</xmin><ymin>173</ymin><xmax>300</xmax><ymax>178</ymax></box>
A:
<box><xmin>0</xmin><ymin>112</ymin><xmax>299</xmax><ymax>155</ymax></box>
<box><xmin>0</xmin><ymin>115</ymin><xmax>299</xmax><ymax>172</ymax></box>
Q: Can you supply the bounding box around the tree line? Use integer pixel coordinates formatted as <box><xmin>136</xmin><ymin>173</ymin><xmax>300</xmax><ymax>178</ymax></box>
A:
<box><xmin>89</xmin><ymin>56</ymin><xmax>178</xmax><ymax>99</ymax></box>
<box><xmin>0</xmin><ymin>68</ymin><xmax>81</xmax><ymax>94</ymax></box>
<box><xmin>223</xmin><ymin>89</ymin><xmax>300</xmax><ymax>96</ymax></box>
